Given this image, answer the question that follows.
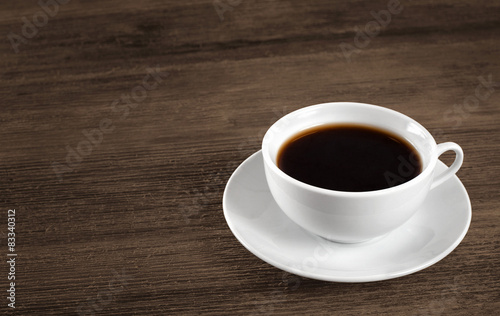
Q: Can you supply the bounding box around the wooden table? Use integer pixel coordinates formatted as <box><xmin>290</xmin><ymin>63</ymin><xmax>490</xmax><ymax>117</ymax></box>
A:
<box><xmin>1</xmin><ymin>0</ymin><xmax>499</xmax><ymax>314</ymax></box>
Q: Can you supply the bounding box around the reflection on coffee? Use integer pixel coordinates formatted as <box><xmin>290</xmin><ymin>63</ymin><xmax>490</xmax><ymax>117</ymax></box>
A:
<box><xmin>277</xmin><ymin>124</ymin><xmax>422</xmax><ymax>192</ymax></box>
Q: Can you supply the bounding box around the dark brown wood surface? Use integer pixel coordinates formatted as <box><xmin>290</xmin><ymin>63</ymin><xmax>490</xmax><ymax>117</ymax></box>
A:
<box><xmin>1</xmin><ymin>0</ymin><xmax>499</xmax><ymax>315</ymax></box>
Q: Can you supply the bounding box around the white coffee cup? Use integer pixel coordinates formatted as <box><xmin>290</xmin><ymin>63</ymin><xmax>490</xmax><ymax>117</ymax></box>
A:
<box><xmin>262</xmin><ymin>102</ymin><xmax>463</xmax><ymax>243</ymax></box>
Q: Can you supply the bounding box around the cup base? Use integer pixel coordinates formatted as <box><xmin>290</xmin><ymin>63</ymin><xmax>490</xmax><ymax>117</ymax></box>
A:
<box><xmin>318</xmin><ymin>233</ymin><xmax>389</xmax><ymax>245</ymax></box>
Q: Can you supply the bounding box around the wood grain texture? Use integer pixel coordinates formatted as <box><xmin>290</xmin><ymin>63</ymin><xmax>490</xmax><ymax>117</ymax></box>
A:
<box><xmin>0</xmin><ymin>0</ymin><xmax>499</xmax><ymax>314</ymax></box>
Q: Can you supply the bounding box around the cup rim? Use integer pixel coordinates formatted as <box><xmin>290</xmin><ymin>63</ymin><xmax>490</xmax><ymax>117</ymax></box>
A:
<box><xmin>261</xmin><ymin>102</ymin><xmax>438</xmax><ymax>197</ymax></box>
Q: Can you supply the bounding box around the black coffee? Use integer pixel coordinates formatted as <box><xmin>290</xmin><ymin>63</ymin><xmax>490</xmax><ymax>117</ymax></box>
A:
<box><xmin>277</xmin><ymin>124</ymin><xmax>422</xmax><ymax>192</ymax></box>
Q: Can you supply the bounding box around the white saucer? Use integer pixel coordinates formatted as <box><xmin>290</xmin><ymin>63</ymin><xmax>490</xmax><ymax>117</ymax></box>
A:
<box><xmin>223</xmin><ymin>151</ymin><xmax>471</xmax><ymax>282</ymax></box>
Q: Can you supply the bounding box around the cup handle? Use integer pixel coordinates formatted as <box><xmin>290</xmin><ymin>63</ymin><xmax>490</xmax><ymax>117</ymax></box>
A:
<box><xmin>430</xmin><ymin>142</ymin><xmax>464</xmax><ymax>190</ymax></box>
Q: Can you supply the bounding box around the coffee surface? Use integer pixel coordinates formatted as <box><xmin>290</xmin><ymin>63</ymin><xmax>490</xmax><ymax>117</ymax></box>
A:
<box><xmin>277</xmin><ymin>124</ymin><xmax>422</xmax><ymax>192</ymax></box>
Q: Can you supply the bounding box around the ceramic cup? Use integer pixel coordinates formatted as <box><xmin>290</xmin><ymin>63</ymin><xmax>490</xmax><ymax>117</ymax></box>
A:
<box><xmin>262</xmin><ymin>102</ymin><xmax>463</xmax><ymax>243</ymax></box>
